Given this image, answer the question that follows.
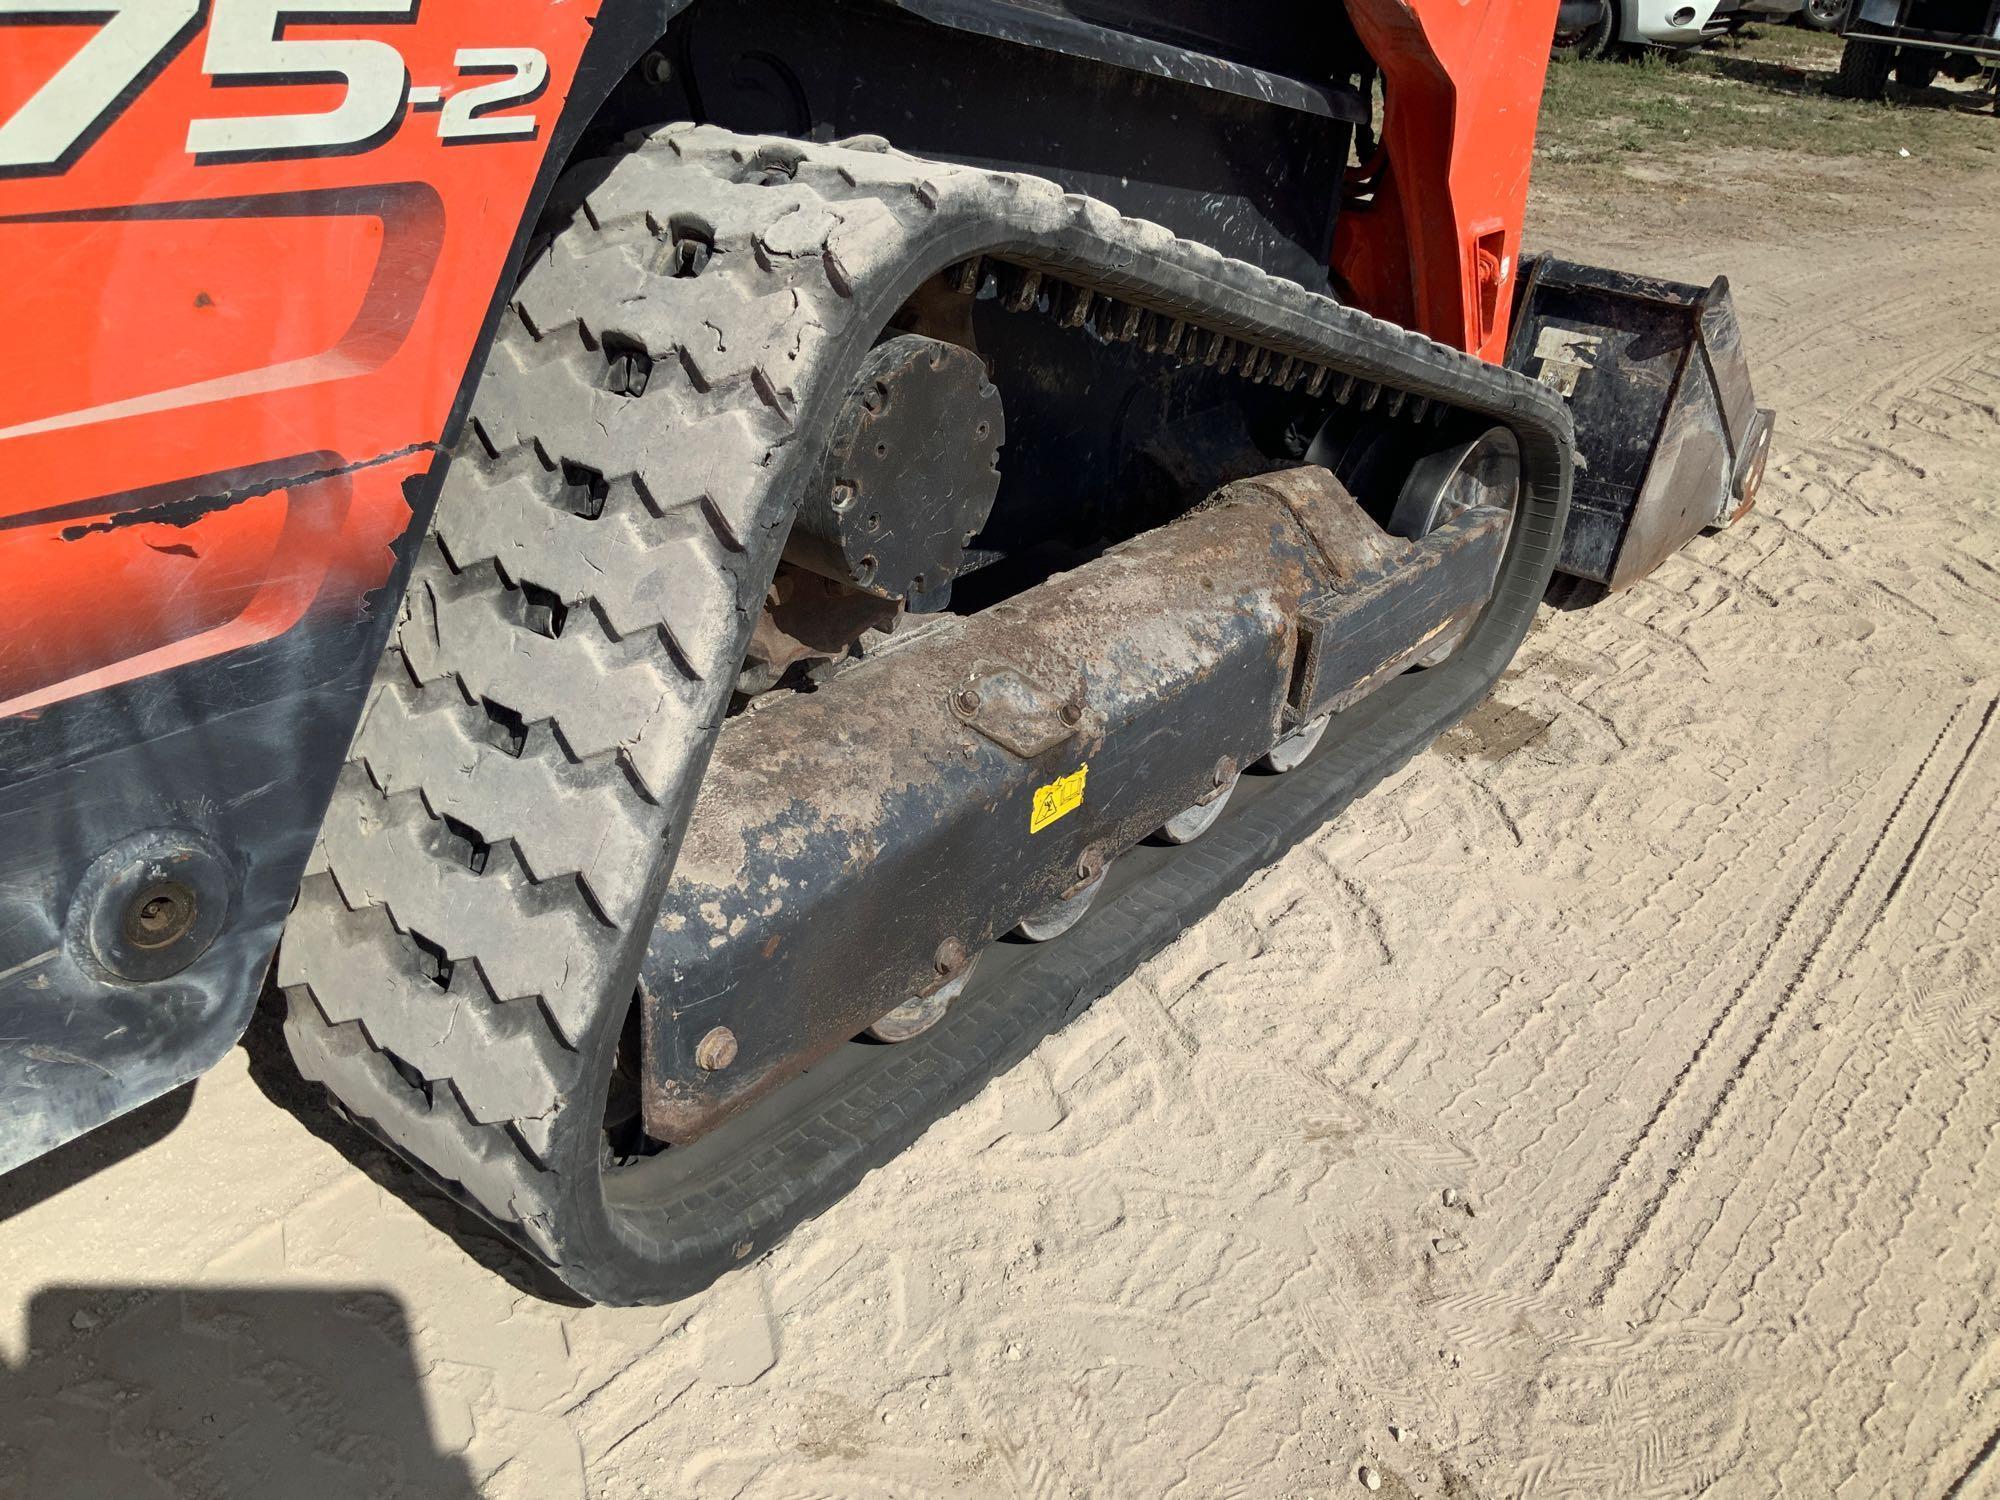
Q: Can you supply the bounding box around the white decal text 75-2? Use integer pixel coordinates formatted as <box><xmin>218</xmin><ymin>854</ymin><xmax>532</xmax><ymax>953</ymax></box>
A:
<box><xmin>0</xmin><ymin>0</ymin><xmax>549</xmax><ymax>172</ymax></box>
<box><xmin>186</xmin><ymin>0</ymin><xmax>419</xmax><ymax>158</ymax></box>
<box><xmin>0</xmin><ymin>0</ymin><xmax>201</xmax><ymax>171</ymax></box>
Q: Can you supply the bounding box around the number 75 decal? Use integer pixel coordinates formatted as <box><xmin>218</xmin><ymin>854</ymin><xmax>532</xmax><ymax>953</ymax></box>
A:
<box><xmin>0</xmin><ymin>0</ymin><xmax>550</xmax><ymax>173</ymax></box>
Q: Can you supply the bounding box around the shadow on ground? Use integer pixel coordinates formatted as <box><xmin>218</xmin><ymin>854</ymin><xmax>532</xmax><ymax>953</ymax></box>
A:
<box><xmin>1543</xmin><ymin>573</ymin><xmax>1610</xmax><ymax>612</ymax></box>
<box><xmin>0</xmin><ymin>1083</ymin><xmax>195</xmax><ymax>1226</ymax></box>
<box><xmin>0</xmin><ymin>1285</ymin><xmax>478</xmax><ymax>1499</ymax></box>
<box><xmin>0</xmin><ymin>975</ymin><xmax>587</xmax><ymax>1304</ymax></box>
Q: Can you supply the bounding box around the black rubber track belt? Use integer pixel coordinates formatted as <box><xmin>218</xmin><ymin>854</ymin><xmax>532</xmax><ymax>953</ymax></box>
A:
<box><xmin>278</xmin><ymin>124</ymin><xmax>1573</xmax><ymax>1305</ymax></box>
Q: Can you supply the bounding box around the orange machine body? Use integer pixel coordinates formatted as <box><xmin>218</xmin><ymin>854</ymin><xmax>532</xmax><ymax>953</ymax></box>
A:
<box><xmin>1</xmin><ymin>3</ymin><xmax>603</xmax><ymax>715</ymax></box>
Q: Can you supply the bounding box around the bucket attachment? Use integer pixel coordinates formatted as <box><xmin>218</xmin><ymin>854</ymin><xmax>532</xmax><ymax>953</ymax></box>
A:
<box><xmin>1507</xmin><ymin>256</ymin><xmax>1774</xmax><ymax>591</ymax></box>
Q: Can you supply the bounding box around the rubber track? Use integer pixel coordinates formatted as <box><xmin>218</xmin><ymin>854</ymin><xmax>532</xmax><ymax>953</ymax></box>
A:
<box><xmin>278</xmin><ymin>124</ymin><xmax>1572</xmax><ymax>1302</ymax></box>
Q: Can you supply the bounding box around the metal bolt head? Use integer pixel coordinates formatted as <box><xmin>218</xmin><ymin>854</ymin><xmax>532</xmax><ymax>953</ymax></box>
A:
<box><xmin>123</xmin><ymin>880</ymin><xmax>196</xmax><ymax>952</ymax></box>
<box><xmin>934</xmin><ymin>937</ymin><xmax>969</xmax><ymax>976</ymax></box>
<box><xmin>1057</xmin><ymin>700</ymin><xmax>1084</xmax><ymax>728</ymax></box>
<box><xmin>641</xmin><ymin>50</ymin><xmax>672</xmax><ymax>85</ymax></box>
<box><xmin>953</xmin><ymin>687</ymin><xmax>982</xmax><ymax>717</ymax></box>
<box><xmin>694</xmin><ymin>1026</ymin><xmax>738</xmax><ymax>1071</ymax></box>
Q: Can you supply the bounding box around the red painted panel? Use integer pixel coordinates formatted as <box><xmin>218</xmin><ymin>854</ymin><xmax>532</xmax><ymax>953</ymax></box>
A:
<box><xmin>0</xmin><ymin>1</ymin><xmax>605</xmax><ymax>714</ymax></box>
<box><xmin>1335</xmin><ymin>0</ymin><xmax>1559</xmax><ymax>364</ymax></box>
<box><xmin>1</xmin><ymin>452</ymin><xmax>427</xmax><ymax>715</ymax></box>
<box><xmin>2</xmin><ymin>211</ymin><xmax>386</xmax><ymax>434</ymax></box>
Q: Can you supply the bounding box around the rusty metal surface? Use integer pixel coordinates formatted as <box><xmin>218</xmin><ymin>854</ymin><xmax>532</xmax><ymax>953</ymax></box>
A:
<box><xmin>1227</xmin><ymin>466</ymin><xmax>1408</xmax><ymax>585</ymax></box>
<box><xmin>1290</xmin><ymin>504</ymin><xmax>1511</xmax><ymax>719</ymax></box>
<box><xmin>746</xmin><ymin>567</ymin><xmax>903</xmax><ymax>675</ymax></box>
<box><xmin>640</xmin><ymin>477</ymin><xmax>1318</xmax><ymax>1142</ymax></box>
<box><xmin>949</xmin><ymin>665</ymin><xmax>1086</xmax><ymax>757</ymax></box>
<box><xmin>1726</xmin><ymin>406</ymin><xmax>1776</xmax><ymax>526</ymax></box>
<box><xmin>638</xmin><ymin>465</ymin><xmax>1520</xmax><ymax>1143</ymax></box>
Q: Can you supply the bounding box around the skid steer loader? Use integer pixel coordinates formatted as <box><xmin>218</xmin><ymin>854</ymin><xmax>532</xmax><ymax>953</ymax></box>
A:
<box><xmin>0</xmin><ymin>0</ymin><xmax>1771</xmax><ymax>1303</ymax></box>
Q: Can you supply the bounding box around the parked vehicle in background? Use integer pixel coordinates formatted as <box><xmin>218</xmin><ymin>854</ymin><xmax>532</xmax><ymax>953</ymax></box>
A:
<box><xmin>1551</xmin><ymin>0</ymin><xmax>1716</xmax><ymax>55</ymax></box>
<box><xmin>1836</xmin><ymin>0</ymin><xmax>2000</xmax><ymax>99</ymax></box>
<box><xmin>1553</xmin><ymin>0</ymin><xmax>1801</xmax><ymax>58</ymax></box>
<box><xmin>1718</xmin><ymin>0</ymin><xmax>1811</xmax><ymax>33</ymax></box>
<box><xmin>1553</xmin><ymin>0</ymin><xmax>1617</xmax><ymax>57</ymax></box>
<box><xmin>1799</xmin><ymin>0</ymin><xmax>1848</xmax><ymax>31</ymax></box>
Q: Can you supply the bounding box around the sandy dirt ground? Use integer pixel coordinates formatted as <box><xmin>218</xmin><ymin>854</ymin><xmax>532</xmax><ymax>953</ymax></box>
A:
<box><xmin>4</xmin><ymin>137</ymin><xmax>1999</xmax><ymax>1499</ymax></box>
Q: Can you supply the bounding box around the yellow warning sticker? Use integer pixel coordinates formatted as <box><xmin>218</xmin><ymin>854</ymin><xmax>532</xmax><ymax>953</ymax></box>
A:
<box><xmin>1030</xmin><ymin>764</ymin><xmax>1088</xmax><ymax>834</ymax></box>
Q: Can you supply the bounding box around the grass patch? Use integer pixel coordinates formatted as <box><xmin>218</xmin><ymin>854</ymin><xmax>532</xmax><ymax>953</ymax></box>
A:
<box><xmin>1536</xmin><ymin>25</ymin><xmax>1998</xmax><ymax>175</ymax></box>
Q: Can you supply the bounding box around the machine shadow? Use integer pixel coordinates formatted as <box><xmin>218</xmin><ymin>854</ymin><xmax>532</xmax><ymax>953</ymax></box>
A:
<box><xmin>0</xmin><ymin>1081</ymin><xmax>195</xmax><ymax>1226</ymax></box>
<box><xmin>0</xmin><ymin>1285</ymin><xmax>479</xmax><ymax>1499</ymax></box>
<box><xmin>234</xmin><ymin>979</ymin><xmax>586</xmax><ymax>1306</ymax></box>
<box><xmin>1543</xmin><ymin>573</ymin><xmax>1611</xmax><ymax>612</ymax></box>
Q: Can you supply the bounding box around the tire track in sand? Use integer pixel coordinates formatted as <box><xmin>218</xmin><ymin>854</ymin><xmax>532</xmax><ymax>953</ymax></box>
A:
<box><xmin>1529</xmin><ymin>694</ymin><xmax>1992</xmax><ymax>1306</ymax></box>
<box><xmin>1590</xmin><ymin>696</ymin><xmax>1998</xmax><ymax>1314</ymax></box>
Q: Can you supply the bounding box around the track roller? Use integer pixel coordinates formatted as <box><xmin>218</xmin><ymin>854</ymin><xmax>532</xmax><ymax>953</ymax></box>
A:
<box><xmin>1260</xmin><ymin>715</ymin><xmax>1332</xmax><ymax>773</ymax></box>
<box><xmin>866</xmin><ymin>954</ymin><xmax>980</xmax><ymax>1043</ymax></box>
<box><xmin>1015</xmin><ymin>863</ymin><xmax>1111</xmax><ymax>942</ymax></box>
<box><xmin>1158</xmin><ymin>766</ymin><xmax>1243</xmax><ymax>845</ymax></box>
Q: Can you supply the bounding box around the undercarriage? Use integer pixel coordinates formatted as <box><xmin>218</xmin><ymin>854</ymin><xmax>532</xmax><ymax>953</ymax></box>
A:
<box><xmin>278</xmin><ymin>125</ymin><xmax>1577</xmax><ymax>1303</ymax></box>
